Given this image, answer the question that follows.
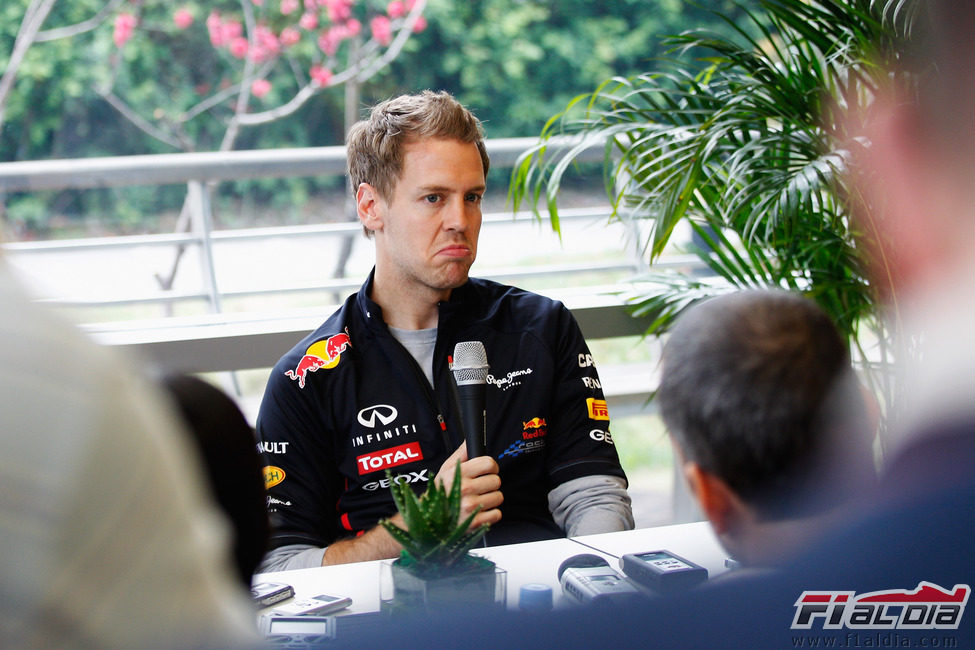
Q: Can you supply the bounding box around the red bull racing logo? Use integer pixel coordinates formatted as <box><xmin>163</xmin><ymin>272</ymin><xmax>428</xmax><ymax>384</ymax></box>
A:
<box><xmin>285</xmin><ymin>330</ymin><xmax>352</xmax><ymax>388</ymax></box>
<box><xmin>522</xmin><ymin>417</ymin><xmax>547</xmax><ymax>440</ymax></box>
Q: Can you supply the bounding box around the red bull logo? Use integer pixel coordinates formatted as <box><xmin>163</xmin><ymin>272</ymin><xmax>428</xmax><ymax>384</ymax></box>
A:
<box><xmin>522</xmin><ymin>417</ymin><xmax>548</xmax><ymax>440</ymax></box>
<box><xmin>285</xmin><ymin>330</ymin><xmax>352</xmax><ymax>389</ymax></box>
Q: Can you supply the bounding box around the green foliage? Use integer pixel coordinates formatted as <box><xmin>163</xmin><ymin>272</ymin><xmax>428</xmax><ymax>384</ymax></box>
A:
<box><xmin>2</xmin><ymin>0</ymin><xmax>759</xmax><ymax>234</ymax></box>
<box><xmin>381</xmin><ymin>0</ymin><xmax>756</xmax><ymax>137</ymax></box>
<box><xmin>509</xmin><ymin>0</ymin><xmax>915</xmax><ymax>405</ymax></box>
<box><xmin>379</xmin><ymin>463</ymin><xmax>489</xmax><ymax>578</ymax></box>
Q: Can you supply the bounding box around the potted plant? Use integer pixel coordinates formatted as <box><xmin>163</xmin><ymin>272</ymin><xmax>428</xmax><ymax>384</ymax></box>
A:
<box><xmin>509</xmin><ymin>0</ymin><xmax>917</xmax><ymax>439</ymax></box>
<box><xmin>378</xmin><ymin>463</ymin><xmax>504</xmax><ymax>614</ymax></box>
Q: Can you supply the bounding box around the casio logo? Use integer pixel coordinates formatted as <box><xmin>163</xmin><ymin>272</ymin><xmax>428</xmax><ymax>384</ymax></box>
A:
<box><xmin>578</xmin><ymin>354</ymin><xmax>594</xmax><ymax>367</ymax></box>
<box><xmin>357</xmin><ymin>404</ymin><xmax>398</xmax><ymax>428</ymax></box>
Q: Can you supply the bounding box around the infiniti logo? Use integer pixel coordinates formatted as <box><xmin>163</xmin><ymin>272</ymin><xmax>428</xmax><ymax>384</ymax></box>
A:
<box><xmin>357</xmin><ymin>404</ymin><xmax>398</xmax><ymax>428</ymax></box>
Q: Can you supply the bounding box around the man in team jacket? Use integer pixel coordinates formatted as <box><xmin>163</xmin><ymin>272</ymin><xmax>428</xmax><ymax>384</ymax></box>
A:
<box><xmin>256</xmin><ymin>91</ymin><xmax>633</xmax><ymax>571</ymax></box>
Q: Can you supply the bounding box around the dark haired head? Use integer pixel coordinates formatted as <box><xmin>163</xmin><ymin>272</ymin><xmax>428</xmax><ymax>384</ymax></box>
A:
<box><xmin>657</xmin><ymin>290</ymin><xmax>873</xmax><ymax>520</ymax></box>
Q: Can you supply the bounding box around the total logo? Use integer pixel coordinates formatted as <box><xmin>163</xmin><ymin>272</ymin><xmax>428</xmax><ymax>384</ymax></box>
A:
<box><xmin>356</xmin><ymin>442</ymin><xmax>423</xmax><ymax>475</ymax></box>
<box><xmin>363</xmin><ymin>469</ymin><xmax>431</xmax><ymax>491</ymax></box>
<box><xmin>284</xmin><ymin>329</ymin><xmax>352</xmax><ymax>389</ymax></box>
<box><xmin>792</xmin><ymin>582</ymin><xmax>969</xmax><ymax>630</ymax></box>
<box><xmin>590</xmin><ymin>429</ymin><xmax>614</xmax><ymax>445</ymax></box>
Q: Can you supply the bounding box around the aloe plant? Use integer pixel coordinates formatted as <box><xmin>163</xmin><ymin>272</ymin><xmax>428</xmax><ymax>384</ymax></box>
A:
<box><xmin>379</xmin><ymin>463</ymin><xmax>491</xmax><ymax>578</ymax></box>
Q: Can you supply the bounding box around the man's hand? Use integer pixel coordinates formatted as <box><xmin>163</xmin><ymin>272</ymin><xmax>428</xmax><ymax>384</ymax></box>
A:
<box><xmin>435</xmin><ymin>442</ymin><xmax>503</xmax><ymax>530</ymax></box>
<box><xmin>321</xmin><ymin>444</ymin><xmax>502</xmax><ymax>566</ymax></box>
<box><xmin>322</xmin><ymin>515</ymin><xmax>404</xmax><ymax>566</ymax></box>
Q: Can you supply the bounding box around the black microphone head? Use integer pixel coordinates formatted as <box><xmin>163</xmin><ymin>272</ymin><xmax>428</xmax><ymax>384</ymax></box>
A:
<box><xmin>557</xmin><ymin>553</ymin><xmax>611</xmax><ymax>581</ymax></box>
<box><xmin>452</xmin><ymin>341</ymin><xmax>489</xmax><ymax>384</ymax></box>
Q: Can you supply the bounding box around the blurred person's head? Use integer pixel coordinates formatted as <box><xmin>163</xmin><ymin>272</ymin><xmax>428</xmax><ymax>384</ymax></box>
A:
<box><xmin>657</xmin><ymin>290</ymin><xmax>875</xmax><ymax>566</ymax></box>
<box><xmin>162</xmin><ymin>374</ymin><xmax>269</xmax><ymax>586</ymax></box>
<box><xmin>840</xmin><ymin>2</ymin><xmax>975</xmax><ymax>453</ymax></box>
<box><xmin>843</xmin><ymin>2</ymin><xmax>975</xmax><ymax>304</ymax></box>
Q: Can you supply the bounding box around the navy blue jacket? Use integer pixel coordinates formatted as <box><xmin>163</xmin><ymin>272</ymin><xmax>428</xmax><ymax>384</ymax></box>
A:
<box><xmin>256</xmin><ymin>272</ymin><xmax>627</xmax><ymax>550</ymax></box>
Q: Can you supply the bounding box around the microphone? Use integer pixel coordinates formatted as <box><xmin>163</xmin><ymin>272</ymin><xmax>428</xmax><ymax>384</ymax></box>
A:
<box><xmin>451</xmin><ymin>341</ymin><xmax>489</xmax><ymax>458</ymax></box>
<box><xmin>557</xmin><ymin>554</ymin><xmax>644</xmax><ymax>606</ymax></box>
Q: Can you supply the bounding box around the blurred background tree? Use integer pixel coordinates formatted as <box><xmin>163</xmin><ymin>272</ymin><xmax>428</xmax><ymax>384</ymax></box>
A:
<box><xmin>1</xmin><ymin>0</ymin><xmax>754</xmax><ymax>236</ymax></box>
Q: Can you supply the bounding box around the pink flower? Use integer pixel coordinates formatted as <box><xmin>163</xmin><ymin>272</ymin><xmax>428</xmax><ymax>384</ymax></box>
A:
<box><xmin>345</xmin><ymin>18</ymin><xmax>361</xmax><ymax>36</ymax></box>
<box><xmin>310</xmin><ymin>64</ymin><xmax>333</xmax><ymax>86</ymax></box>
<box><xmin>387</xmin><ymin>1</ymin><xmax>405</xmax><ymax>19</ymax></box>
<box><xmin>206</xmin><ymin>11</ymin><xmax>224</xmax><ymax>45</ymax></box>
<box><xmin>221</xmin><ymin>20</ymin><xmax>243</xmax><ymax>41</ymax></box>
<box><xmin>280</xmin><ymin>27</ymin><xmax>301</xmax><ymax>47</ymax></box>
<box><xmin>251</xmin><ymin>0</ymin><xmax>264</xmax><ymax>6</ymax></box>
<box><xmin>251</xmin><ymin>78</ymin><xmax>272</xmax><ymax>98</ymax></box>
<box><xmin>370</xmin><ymin>15</ymin><xmax>392</xmax><ymax>46</ymax></box>
<box><xmin>256</xmin><ymin>24</ymin><xmax>281</xmax><ymax>52</ymax></box>
<box><xmin>412</xmin><ymin>14</ymin><xmax>427</xmax><ymax>33</ymax></box>
<box><xmin>280</xmin><ymin>0</ymin><xmax>300</xmax><ymax>15</ymax></box>
<box><xmin>325</xmin><ymin>0</ymin><xmax>352</xmax><ymax>24</ymax></box>
<box><xmin>317</xmin><ymin>28</ymin><xmax>339</xmax><ymax>55</ymax></box>
<box><xmin>299</xmin><ymin>12</ymin><xmax>318</xmax><ymax>30</ymax></box>
<box><xmin>113</xmin><ymin>12</ymin><xmax>137</xmax><ymax>48</ymax></box>
<box><xmin>229</xmin><ymin>36</ymin><xmax>249</xmax><ymax>58</ymax></box>
<box><xmin>173</xmin><ymin>8</ymin><xmax>194</xmax><ymax>30</ymax></box>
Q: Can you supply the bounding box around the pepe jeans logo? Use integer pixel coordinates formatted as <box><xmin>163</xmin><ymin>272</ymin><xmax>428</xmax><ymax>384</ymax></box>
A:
<box><xmin>487</xmin><ymin>367</ymin><xmax>534</xmax><ymax>391</ymax></box>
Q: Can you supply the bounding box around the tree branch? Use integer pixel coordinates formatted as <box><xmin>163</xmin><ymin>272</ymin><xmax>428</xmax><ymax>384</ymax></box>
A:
<box><xmin>233</xmin><ymin>0</ymin><xmax>428</xmax><ymax>127</ymax></box>
<box><xmin>98</xmin><ymin>89</ymin><xmax>184</xmax><ymax>149</ymax></box>
<box><xmin>0</xmin><ymin>0</ymin><xmax>58</xmax><ymax>130</ymax></box>
<box><xmin>356</xmin><ymin>0</ymin><xmax>427</xmax><ymax>84</ymax></box>
<box><xmin>35</xmin><ymin>0</ymin><xmax>126</xmax><ymax>42</ymax></box>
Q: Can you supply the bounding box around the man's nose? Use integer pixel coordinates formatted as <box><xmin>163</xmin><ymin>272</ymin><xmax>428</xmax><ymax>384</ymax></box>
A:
<box><xmin>443</xmin><ymin>197</ymin><xmax>477</xmax><ymax>232</ymax></box>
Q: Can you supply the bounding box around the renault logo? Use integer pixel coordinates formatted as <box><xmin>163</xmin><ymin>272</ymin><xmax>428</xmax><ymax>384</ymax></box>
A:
<box><xmin>357</xmin><ymin>404</ymin><xmax>398</xmax><ymax>428</ymax></box>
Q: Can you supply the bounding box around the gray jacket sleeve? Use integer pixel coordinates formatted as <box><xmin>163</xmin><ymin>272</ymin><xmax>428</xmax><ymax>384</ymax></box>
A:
<box><xmin>257</xmin><ymin>544</ymin><xmax>327</xmax><ymax>573</ymax></box>
<box><xmin>547</xmin><ymin>475</ymin><xmax>635</xmax><ymax>536</ymax></box>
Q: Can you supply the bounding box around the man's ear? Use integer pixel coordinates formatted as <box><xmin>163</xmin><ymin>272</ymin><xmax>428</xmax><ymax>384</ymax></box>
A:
<box><xmin>356</xmin><ymin>183</ymin><xmax>384</xmax><ymax>233</ymax></box>
<box><xmin>683</xmin><ymin>462</ymin><xmax>745</xmax><ymax>536</ymax></box>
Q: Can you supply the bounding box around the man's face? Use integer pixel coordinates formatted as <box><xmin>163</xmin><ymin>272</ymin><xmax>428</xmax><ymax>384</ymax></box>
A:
<box><xmin>369</xmin><ymin>137</ymin><xmax>485</xmax><ymax>297</ymax></box>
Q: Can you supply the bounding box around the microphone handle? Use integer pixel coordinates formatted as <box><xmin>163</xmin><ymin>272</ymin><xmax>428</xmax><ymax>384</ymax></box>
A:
<box><xmin>456</xmin><ymin>383</ymin><xmax>486</xmax><ymax>458</ymax></box>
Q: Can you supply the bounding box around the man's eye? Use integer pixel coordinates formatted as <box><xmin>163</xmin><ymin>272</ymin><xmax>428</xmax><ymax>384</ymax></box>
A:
<box><xmin>424</xmin><ymin>194</ymin><xmax>441</xmax><ymax>203</ymax></box>
<box><xmin>466</xmin><ymin>193</ymin><xmax>483</xmax><ymax>203</ymax></box>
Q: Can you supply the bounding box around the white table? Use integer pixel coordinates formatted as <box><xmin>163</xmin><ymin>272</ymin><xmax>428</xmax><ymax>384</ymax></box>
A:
<box><xmin>253</xmin><ymin>520</ymin><xmax>728</xmax><ymax>619</ymax></box>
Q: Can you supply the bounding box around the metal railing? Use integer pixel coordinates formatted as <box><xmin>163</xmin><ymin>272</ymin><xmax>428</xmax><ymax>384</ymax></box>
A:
<box><xmin>0</xmin><ymin>139</ymin><xmax>706</xmax><ymax>416</ymax></box>
<box><xmin>1</xmin><ymin>137</ymin><xmax>647</xmax><ymax>311</ymax></box>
